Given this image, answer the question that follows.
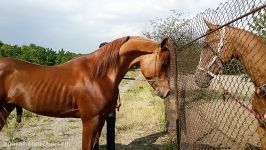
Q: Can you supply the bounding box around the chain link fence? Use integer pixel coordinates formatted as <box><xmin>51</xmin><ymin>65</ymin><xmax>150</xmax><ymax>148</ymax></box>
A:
<box><xmin>174</xmin><ymin>0</ymin><xmax>266</xmax><ymax>149</ymax></box>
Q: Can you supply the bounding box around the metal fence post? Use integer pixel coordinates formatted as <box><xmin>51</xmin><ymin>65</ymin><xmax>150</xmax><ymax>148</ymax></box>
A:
<box><xmin>165</xmin><ymin>40</ymin><xmax>179</xmax><ymax>146</ymax></box>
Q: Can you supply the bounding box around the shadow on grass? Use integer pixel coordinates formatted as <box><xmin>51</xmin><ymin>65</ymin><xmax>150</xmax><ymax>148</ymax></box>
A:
<box><xmin>100</xmin><ymin>131</ymin><xmax>176</xmax><ymax>150</ymax></box>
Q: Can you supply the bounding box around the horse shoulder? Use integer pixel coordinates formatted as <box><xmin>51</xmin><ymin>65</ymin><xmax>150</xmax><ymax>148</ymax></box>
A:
<box><xmin>73</xmin><ymin>76</ymin><xmax>117</xmax><ymax>116</ymax></box>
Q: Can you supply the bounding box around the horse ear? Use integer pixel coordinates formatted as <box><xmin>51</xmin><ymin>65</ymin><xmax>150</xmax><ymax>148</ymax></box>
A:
<box><xmin>204</xmin><ymin>19</ymin><xmax>219</xmax><ymax>30</ymax></box>
<box><xmin>160</xmin><ymin>37</ymin><xmax>170</xmax><ymax>48</ymax></box>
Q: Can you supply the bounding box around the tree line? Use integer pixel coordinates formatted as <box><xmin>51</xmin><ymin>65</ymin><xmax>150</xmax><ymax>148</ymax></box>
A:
<box><xmin>0</xmin><ymin>41</ymin><xmax>80</xmax><ymax>65</ymax></box>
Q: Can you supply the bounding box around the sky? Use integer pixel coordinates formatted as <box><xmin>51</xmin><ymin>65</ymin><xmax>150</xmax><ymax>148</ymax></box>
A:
<box><xmin>0</xmin><ymin>0</ymin><xmax>227</xmax><ymax>54</ymax></box>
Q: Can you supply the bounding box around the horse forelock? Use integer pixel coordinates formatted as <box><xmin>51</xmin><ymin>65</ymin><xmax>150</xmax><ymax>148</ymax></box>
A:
<box><xmin>92</xmin><ymin>36</ymin><xmax>130</xmax><ymax>78</ymax></box>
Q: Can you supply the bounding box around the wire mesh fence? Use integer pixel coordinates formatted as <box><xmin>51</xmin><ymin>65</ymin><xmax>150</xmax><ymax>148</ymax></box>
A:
<box><xmin>174</xmin><ymin>0</ymin><xmax>266</xmax><ymax>149</ymax></box>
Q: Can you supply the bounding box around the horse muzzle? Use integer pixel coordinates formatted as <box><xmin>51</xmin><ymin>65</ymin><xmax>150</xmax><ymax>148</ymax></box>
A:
<box><xmin>155</xmin><ymin>87</ymin><xmax>170</xmax><ymax>98</ymax></box>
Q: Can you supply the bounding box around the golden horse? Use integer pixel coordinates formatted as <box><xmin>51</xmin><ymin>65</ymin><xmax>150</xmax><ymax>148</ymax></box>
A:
<box><xmin>195</xmin><ymin>21</ymin><xmax>266</xmax><ymax>149</ymax></box>
<box><xmin>0</xmin><ymin>36</ymin><xmax>171</xmax><ymax>150</ymax></box>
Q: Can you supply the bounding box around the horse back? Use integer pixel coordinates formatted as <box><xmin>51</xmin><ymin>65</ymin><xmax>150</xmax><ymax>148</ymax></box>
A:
<box><xmin>0</xmin><ymin>57</ymin><xmax>60</xmax><ymax>89</ymax></box>
<box><xmin>0</xmin><ymin>57</ymin><xmax>82</xmax><ymax>116</ymax></box>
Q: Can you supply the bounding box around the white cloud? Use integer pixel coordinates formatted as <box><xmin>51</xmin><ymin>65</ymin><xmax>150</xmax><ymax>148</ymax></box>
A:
<box><xmin>0</xmin><ymin>0</ymin><xmax>227</xmax><ymax>53</ymax></box>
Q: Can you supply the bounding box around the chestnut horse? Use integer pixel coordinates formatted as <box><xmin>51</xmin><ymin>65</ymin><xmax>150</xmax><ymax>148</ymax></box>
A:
<box><xmin>0</xmin><ymin>36</ymin><xmax>170</xmax><ymax>150</ymax></box>
<box><xmin>195</xmin><ymin>21</ymin><xmax>266</xmax><ymax>149</ymax></box>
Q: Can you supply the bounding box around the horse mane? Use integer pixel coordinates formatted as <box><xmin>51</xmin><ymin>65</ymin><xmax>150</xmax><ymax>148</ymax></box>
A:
<box><xmin>160</xmin><ymin>47</ymin><xmax>170</xmax><ymax>65</ymax></box>
<box><xmin>92</xmin><ymin>36</ymin><xmax>130</xmax><ymax>78</ymax></box>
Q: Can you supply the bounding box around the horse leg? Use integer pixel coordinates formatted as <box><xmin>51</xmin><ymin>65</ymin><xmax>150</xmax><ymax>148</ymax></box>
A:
<box><xmin>81</xmin><ymin>116</ymin><xmax>105</xmax><ymax>150</ymax></box>
<box><xmin>93</xmin><ymin>117</ymin><xmax>105</xmax><ymax>150</ymax></box>
<box><xmin>252</xmin><ymin>95</ymin><xmax>266</xmax><ymax>149</ymax></box>
<box><xmin>257</xmin><ymin>126</ymin><xmax>266</xmax><ymax>150</ymax></box>
<box><xmin>0</xmin><ymin>104</ymin><xmax>15</xmax><ymax>131</ymax></box>
<box><xmin>15</xmin><ymin>105</ymin><xmax>23</xmax><ymax>123</ymax></box>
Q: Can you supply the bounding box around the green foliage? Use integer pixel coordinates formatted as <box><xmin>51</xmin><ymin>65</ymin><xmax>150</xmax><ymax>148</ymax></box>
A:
<box><xmin>55</xmin><ymin>49</ymin><xmax>78</xmax><ymax>65</ymax></box>
<box><xmin>144</xmin><ymin>10</ymin><xmax>191</xmax><ymax>48</ymax></box>
<box><xmin>129</xmin><ymin>64</ymin><xmax>139</xmax><ymax>71</ymax></box>
<box><xmin>0</xmin><ymin>41</ymin><xmax>3</xmax><ymax>47</ymax></box>
<box><xmin>0</xmin><ymin>42</ymin><xmax>80</xmax><ymax>65</ymax></box>
<box><xmin>144</xmin><ymin>11</ymin><xmax>202</xmax><ymax>74</ymax></box>
<box><xmin>224</xmin><ymin>58</ymin><xmax>246</xmax><ymax>75</ymax></box>
<box><xmin>249</xmin><ymin>9</ymin><xmax>266</xmax><ymax>38</ymax></box>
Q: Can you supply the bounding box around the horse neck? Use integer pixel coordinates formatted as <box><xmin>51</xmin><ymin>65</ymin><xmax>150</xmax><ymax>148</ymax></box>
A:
<box><xmin>231</xmin><ymin>28</ymin><xmax>266</xmax><ymax>86</ymax></box>
<box><xmin>114</xmin><ymin>39</ymin><xmax>158</xmax><ymax>84</ymax></box>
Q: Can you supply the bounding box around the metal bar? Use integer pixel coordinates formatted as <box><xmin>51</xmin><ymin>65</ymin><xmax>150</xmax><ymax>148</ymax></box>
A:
<box><xmin>173</xmin><ymin>46</ymin><xmax>181</xmax><ymax>150</ymax></box>
<box><xmin>122</xmin><ymin>77</ymin><xmax>136</xmax><ymax>80</ymax></box>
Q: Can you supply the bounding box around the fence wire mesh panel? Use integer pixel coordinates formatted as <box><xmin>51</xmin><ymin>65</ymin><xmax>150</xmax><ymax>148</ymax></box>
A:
<box><xmin>175</xmin><ymin>0</ymin><xmax>266</xmax><ymax>149</ymax></box>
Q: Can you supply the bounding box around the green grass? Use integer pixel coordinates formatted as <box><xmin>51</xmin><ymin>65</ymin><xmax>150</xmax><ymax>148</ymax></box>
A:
<box><xmin>118</xmin><ymin>79</ymin><xmax>167</xmax><ymax>137</ymax></box>
<box><xmin>116</xmin><ymin>123</ymin><xmax>135</xmax><ymax>131</ymax></box>
<box><xmin>22</xmin><ymin>110</ymin><xmax>36</xmax><ymax>118</ymax></box>
<box><xmin>186</xmin><ymin>89</ymin><xmax>221</xmax><ymax>101</ymax></box>
<box><xmin>163</xmin><ymin>140</ymin><xmax>177</xmax><ymax>150</ymax></box>
<box><xmin>45</xmin><ymin>132</ymin><xmax>59</xmax><ymax>143</ymax></box>
<box><xmin>4</xmin><ymin>116</ymin><xmax>22</xmax><ymax>142</ymax></box>
<box><xmin>120</xmin><ymin>70</ymin><xmax>141</xmax><ymax>86</ymax></box>
<box><xmin>68</xmin><ymin>118</ymin><xmax>78</xmax><ymax>123</ymax></box>
<box><xmin>115</xmin><ymin>78</ymin><xmax>177</xmax><ymax>148</ymax></box>
<box><xmin>233</xmin><ymin>93</ymin><xmax>252</xmax><ymax>101</ymax></box>
<box><xmin>2</xmin><ymin>110</ymin><xmax>51</xmax><ymax>144</ymax></box>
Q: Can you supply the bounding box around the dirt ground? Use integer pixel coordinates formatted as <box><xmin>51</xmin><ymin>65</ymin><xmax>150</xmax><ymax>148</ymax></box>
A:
<box><xmin>179</xmin><ymin>74</ymin><xmax>261</xmax><ymax>150</ymax></box>
<box><xmin>0</xmin><ymin>71</ymin><xmax>175</xmax><ymax>150</ymax></box>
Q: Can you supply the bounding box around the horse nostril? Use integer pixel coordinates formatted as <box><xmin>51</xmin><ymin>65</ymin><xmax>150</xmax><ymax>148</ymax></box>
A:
<box><xmin>166</xmin><ymin>90</ymin><xmax>171</xmax><ymax>96</ymax></box>
<box><xmin>163</xmin><ymin>90</ymin><xmax>171</xmax><ymax>98</ymax></box>
<box><xmin>148</xmin><ymin>80</ymin><xmax>155</xmax><ymax>85</ymax></box>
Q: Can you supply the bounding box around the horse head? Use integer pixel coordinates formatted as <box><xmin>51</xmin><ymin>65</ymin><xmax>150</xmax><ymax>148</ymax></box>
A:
<box><xmin>195</xmin><ymin>21</ymin><xmax>234</xmax><ymax>88</ymax></box>
<box><xmin>139</xmin><ymin>38</ymin><xmax>171</xmax><ymax>98</ymax></box>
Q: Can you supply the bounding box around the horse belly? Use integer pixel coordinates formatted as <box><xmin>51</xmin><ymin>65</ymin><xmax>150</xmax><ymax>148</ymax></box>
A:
<box><xmin>33</xmin><ymin>91</ymin><xmax>79</xmax><ymax>118</ymax></box>
<box><xmin>27</xmin><ymin>95</ymin><xmax>79</xmax><ymax>118</ymax></box>
<box><xmin>8</xmin><ymin>81</ymin><xmax>80</xmax><ymax>118</ymax></box>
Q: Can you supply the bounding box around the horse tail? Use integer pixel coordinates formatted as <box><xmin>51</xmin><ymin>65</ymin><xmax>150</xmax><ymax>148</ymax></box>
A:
<box><xmin>0</xmin><ymin>59</ymin><xmax>22</xmax><ymax>123</ymax></box>
<box><xmin>0</xmin><ymin>104</ymin><xmax>15</xmax><ymax>130</ymax></box>
<box><xmin>0</xmin><ymin>104</ymin><xmax>7</xmax><ymax>130</ymax></box>
<box><xmin>0</xmin><ymin>110</ymin><xmax>6</xmax><ymax>130</ymax></box>
<box><xmin>16</xmin><ymin>105</ymin><xmax>23</xmax><ymax>123</ymax></box>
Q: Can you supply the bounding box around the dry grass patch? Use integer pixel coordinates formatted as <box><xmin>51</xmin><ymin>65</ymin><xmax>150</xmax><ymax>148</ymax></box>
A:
<box><xmin>115</xmin><ymin>79</ymin><xmax>169</xmax><ymax>147</ymax></box>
